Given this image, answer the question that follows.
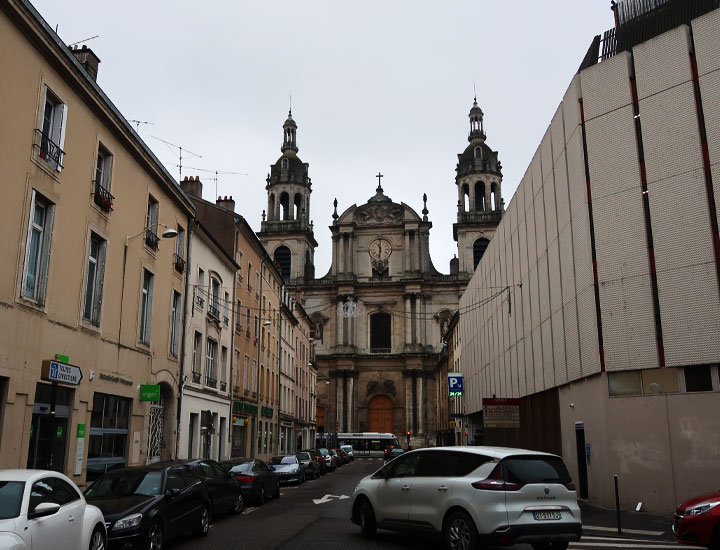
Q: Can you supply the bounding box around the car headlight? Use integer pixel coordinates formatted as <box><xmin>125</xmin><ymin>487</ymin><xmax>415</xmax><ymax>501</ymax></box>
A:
<box><xmin>685</xmin><ymin>502</ymin><xmax>719</xmax><ymax>516</ymax></box>
<box><xmin>112</xmin><ymin>513</ymin><xmax>143</xmax><ymax>531</ymax></box>
<box><xmin>290</xmin><ymin>466</ymin><xmax>298</xmax><ymax>473</ymax></box>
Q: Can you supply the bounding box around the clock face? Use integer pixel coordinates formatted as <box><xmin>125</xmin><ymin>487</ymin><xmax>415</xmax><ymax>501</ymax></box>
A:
<box><xmin>369</xmin><ymin>238</ymin><xmax>392</xmax><ymax>261</ymax></box>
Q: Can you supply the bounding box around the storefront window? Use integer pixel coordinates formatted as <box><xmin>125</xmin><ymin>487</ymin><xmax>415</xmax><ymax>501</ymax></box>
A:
<box><xmin>87</xmin><ymin>392</ymin><xmax>131</xmax><ymax>482</ymax></box>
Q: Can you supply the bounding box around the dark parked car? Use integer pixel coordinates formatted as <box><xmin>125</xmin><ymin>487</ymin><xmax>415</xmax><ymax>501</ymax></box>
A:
<box><xmin>673</xmin><ymin>490</ymin><xmax>720</xmax><ymax>549</ymax></box>
<box><xmin>84</xmin><ymin>462</ymin><xmax>211</xmax><ymax>550</ymax></box>
<box><xmin>296</xmin><ymin>451</ymin><xmax>320</xmax><ymax>480</ymax></box>
<box><xmin>319</xmin><ymin>448</ymin><xmax>338</xmax><ymax>471</ymax></box>
<box><xmin>184</xmin><ymin>458</ymin><xmax>243</xmax><ymax>515</ymax></box>
<box><xmin>332</xmin><ymin>448</ymin><xmax>350</xmax><ymax>465</ymax></box>
<box><xmin>221</xmin><ymin>458</ymin><xmax>279</xmax><ymax>505</ymax></box>
<box><xmin>269</xmin><ymin>455</ymin><xmax>306</xmax><ymax>484</ymax></box>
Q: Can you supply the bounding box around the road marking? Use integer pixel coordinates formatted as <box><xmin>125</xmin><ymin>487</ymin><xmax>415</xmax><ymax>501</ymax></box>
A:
<box><xmin>583</xmin><ymin>525</ymin><xmax>665</xmax><ymax>536</ymax></box>
<box><xmin>242</xmin><ymin>506</ymin><xmax>259</xmax><ymax>514</ymax></box>
<box><xmin>312</xmin><ymin>494</ymin><xmax>350</xmax><ymax>504</ymax></box>
<box><xmin>570</xmin><ymin>543</ymin><xmax>701</xmax><ymax>549</ymax></box>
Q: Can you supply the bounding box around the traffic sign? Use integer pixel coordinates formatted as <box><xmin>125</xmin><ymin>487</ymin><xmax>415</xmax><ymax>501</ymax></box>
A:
<box><xmin>41</xmin><ymin>360</ymin><xmax>83</xmax><ymax>385</ymax></box>
<box><xmin>448</xmin><ymin>372</ymin><xmax>464</xmax><ymax>395</ymax></box>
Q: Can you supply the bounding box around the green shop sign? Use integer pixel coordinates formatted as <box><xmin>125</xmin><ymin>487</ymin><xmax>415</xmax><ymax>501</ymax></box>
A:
<box><xmin>261</xmin><ymin>406</ymin><xmax>274</xmax><ymax>418</ymax></box>
<box><xmin>233</xmin><ymin>401</ymin><xmax>258</xmax><ymax>414</ymax></box>
<box><xmin>139</xmin><ymin>384</ymin><xmax>161</xmax><ymax>402</ymax></box>
<box><xmin>77</xmin><ymin>424</ymin><xmax>86</xmax><ymax>438</ymax></box>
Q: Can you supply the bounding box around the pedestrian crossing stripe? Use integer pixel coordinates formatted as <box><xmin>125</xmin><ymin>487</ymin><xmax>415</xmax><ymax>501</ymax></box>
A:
<box><xmin>583</xmin><ymin>525</ymin><xmax>666</xmax><ymax>536</ymax></box>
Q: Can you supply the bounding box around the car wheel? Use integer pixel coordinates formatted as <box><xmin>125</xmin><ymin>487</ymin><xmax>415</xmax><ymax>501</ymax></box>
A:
<box><xmin>147</xmin><ymin>520</ymin><xmax>163</xmax><ymax>550</ymax></box>
<box><xmin>193</xmin><ymin>504</ymin><xmax>210</xmax><ymax>537</ymax></box>
<box><xmin>444</xmin><ymin>510</ymin><xmax>478</xmax><ymax>550</ymax></box>
<box><xmin>359</xmin><ymin>499</ymin><xmax>377</xmax><ymax>538</ymax></box>
<box><xmin>710</xmin><ymin>526</ymin><xmax>720</xmax><ymax>550</ymax></box>
<box><xmin>89</xmin><ymin>525</ymin><xmax>105</xmax><ymax>550</ymax></box>
<box><xmin>231</xmin><ymin>492</ymin><xmax>244</xmax><ymax>514</ymax></box>
<box><xmin>258</xmin><ymin>485</ymin><xmax>266</xmax><ymax>505</ymax></box>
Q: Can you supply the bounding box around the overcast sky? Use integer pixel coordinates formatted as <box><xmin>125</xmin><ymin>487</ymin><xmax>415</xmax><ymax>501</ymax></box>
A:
<box><xmin>33</xmin><ymin>0</ymin><xmax>613</xmax><ymax>275</ymax></box>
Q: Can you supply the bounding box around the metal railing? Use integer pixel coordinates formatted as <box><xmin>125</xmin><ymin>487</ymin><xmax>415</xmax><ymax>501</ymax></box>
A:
<box><xmin>208</xmin><ymin>304</ymin><xmax>220</xmax><ymax>320</ymax></box>
<box><xmin>235</xmin><ymin>322</ymin><xmax>243</xmax><ymax>333</ymax></box>
<box><xmin>196</xmin><ymin>295</ymin><xmax>205</xmax><ymax>309</ymax></box>
<box><xmin>456</xmin><ymin>210</ymin><xmax>503</xmax><ymax>224</ymax></box>
<box><xmin>370</xmin><ymin>347</ymin><xmax>392</xmax><ymax>354</ymax></box>
<box><xmin>223</xmin><ymin>315</ymin><xmax>229</xmax><ymax>326</ymax></box>
<box><xmin>33</xmin><ymin>129</ymin><xmax>64</xmax><ymax>170</ymax></box>
<box><xmin>192</xmin><ymin>371</ymin><xmax>201</xmax><ymax>383</ymax></box>
<box><xmin>220</xmin><ymin>381</ymin><xmax>227</xmax><ymax>392</ymax></box>
<box><xmin>93</xmin><ymin>180</ymin><xmax>114</xmax><ymax>212</ymax></box>
<box><xmin>173</xmin><ymin>253</ymin><xmax>185</xmax><ymax>273</ymax></box>
<box><xmin>205</xmin><ymin>376</ymin><xmax>217</xmax><ymax>388</ymax></box>
<box><xmin>145</xmin><ymin>229</ymin><xmax>159</xmax><ymax>251</ymax></box>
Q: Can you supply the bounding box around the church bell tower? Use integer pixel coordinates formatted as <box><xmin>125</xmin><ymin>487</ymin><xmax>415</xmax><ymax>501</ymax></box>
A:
<box><xmin>453</xmin><ymin>98</ymin><xmax>504</xmax><ymax>274</ymax></box>
<box><xmin>258</xmin><ymin>111</ymin><xmax>318</xmax><ymax>283</ymax></box>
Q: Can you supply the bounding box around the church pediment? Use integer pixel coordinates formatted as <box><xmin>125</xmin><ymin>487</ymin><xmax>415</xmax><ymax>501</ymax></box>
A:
<box><xmin>337</xmin><ymin>201</ymin><xmax>422</xmax><ymax>226</ymax></box>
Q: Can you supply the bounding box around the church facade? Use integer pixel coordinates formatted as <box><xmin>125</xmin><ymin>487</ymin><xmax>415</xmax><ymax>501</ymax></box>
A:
<box><xmin>258</xmin><ymin>102</ymin><xmax>504</xmax><ymax>446</ymax></box>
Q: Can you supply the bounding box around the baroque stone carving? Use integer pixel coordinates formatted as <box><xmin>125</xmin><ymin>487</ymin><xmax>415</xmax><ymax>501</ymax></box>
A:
<box><xmin>357</xmin><ymin>204</ymin><xmax>403</xmax><ymax>225</ymax></box>
<box><xmin>366</xmin><ymin>379</ymin><xmax>396</xmax><ymax>397</ymax></box>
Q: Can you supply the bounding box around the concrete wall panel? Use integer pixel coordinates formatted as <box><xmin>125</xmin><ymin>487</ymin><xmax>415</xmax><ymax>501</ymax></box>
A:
<box><xmin>698</xmin><ymin>71</ymin><xmax>720</xmax><ymax>231</ymax></box>
<box><xmin>551</xmin><ymin>106</ymin><xmax>566</xmax><ymax>165</ymax></box>
<box><xmin>576</xmin><ymin>286</ymin><xmax>601</xmax><ymax>377</ymax></box>
<box><xmin>565</xmin><ymin>131</ymin><xmax>587</xmax><ymax>218</ymax></box>
<box><xmin>541</xmin><ymin>129</ymin><xmax>554</xmax><ymax>181</ymax></box>
<box><xmin>563</xmin><ymin>301</ymin><xmax>582</xmax><ymax>381</ymax></box>
<box><xmin>554</xmin><ymin>155</ymin><xmax>571</xmax><ymax>234</ymax></box>
<box><xmin>548</xmin><ymin>238</ymin><xmax>562</xmax><ymax>315</ymax></box>
<box><xmin>559</xmin><ymin>225</ymin><xmax>577</xmax><ymax>307</ymax></box>
<box><xmin>552</xmin><ymin>310</ymin><xmax>568</xmax><ymax>386</ymax></box>
<box><xmin>693</xmin><ymin>8</ymin><xmax>720</xmax><ymax>76</ymax></box>
<box><xmin>535</xmin><ymin>186</ymin><xmax>547</xmax><ymax>255</ymax></box>
<box><xmin>580</xmin><ymin>52</ymin><xmax>633</xmax><ymax>120</ymax></box>
<box><xmin>532</xmin><ymin>327</ymin><xmax>544</xmax><ymax>393</ymax></box>
<box><xmin>570</xmin><ymin>206</ymin><xmax>594</xmax><ymax>296</ymax></box>
<box><xmin>538</xmin><ymin>253</ymin><xmax>551</xmax><ymax>323</ymax></box>
<box><xmin>542</xmin><ymin>319</ymin><xmax>555</xmax><ymax>388</ymax></box>
<box><xmin>634</xmin><ymin>25</ymin><xmax>692</xmax><ymax>100</ymax></box>
<box><xmin>562</xmin><ymin>75</ymin><xmax>582</xmax><ymax>135</ymax></box>
<box><xmin>544</xmin><ymin>167</ymin><xmax>558</xmax><ymax>245</ymax></box>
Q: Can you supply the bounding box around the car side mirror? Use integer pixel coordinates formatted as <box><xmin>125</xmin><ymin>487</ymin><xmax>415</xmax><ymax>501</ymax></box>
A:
<box><xmin>28</xmin><ymin>502</ymin><xmax>60</xmax><ymax>519</ymax></box>
<box><xmin>269</xmin><ymin>465</ymin><xmax>276</xmax><ymax>471</ymax></box>
<box><xmin>164</xmin><ymin>488</ymin><xmax>181</xmax><ymax>500</ymax></box>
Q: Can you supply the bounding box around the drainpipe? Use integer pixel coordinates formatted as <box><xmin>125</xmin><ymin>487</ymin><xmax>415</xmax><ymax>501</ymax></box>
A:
<box><xmin>175</xmin><ymin>215</ymin><xmax>194</xmax><ymax>460</ymax></box>
<box><xmin>252</xmin><ymin>259</ymin><xmax>265</xmax><ymax>457</ymax></box>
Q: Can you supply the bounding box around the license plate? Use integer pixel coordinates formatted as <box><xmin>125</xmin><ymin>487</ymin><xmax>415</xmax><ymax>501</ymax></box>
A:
<box><xmin>533</xmin><ymin>511</ymin><xmax>562</xmax><ymax>520</ymax></box>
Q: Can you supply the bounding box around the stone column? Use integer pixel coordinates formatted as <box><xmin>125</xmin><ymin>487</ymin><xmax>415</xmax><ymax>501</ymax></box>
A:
<box><xmin>469</xmin><ymin>183</ymin><xmax>475</xmax><ymax>212</ymax></box>
<box><xmin>404</xmin><ymin>231</ymin><xmax>411</xmax><ymax>272</ymax></box>
<box><xmin>404</xmin><ymin>295</ymin><xmax>411</xmax><ymax>345</ymax></box>
<box><xmin>331</xmin><ymin>235</ymin><xmax>339</xmax><ymax>276</ymax></box>
<box><xmin>348</xmin><ymin>374</ymin><xmax>355</xmax><ymax>431</ymax></box>
<box><xmin>405</xmin><ymin>375</ymin><xmax>412</xmax><ymax>435</ymax></box>
<box><xmin>339</xmin><ymin>234</ymin><xmax>345</xmax><ymax>275</ymax></box>
<box><xmin>417</xmin><ymin>374</ymin><xmax>424</xmax><ymax>435</ymax></box>
<box><xmin>336</xmin><ymin>300</ymin><xmax>344</xmax><ymax>346</ymax></box>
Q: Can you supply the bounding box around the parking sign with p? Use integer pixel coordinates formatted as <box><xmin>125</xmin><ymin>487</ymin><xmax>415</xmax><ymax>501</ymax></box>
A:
<box><xmin>448</xmin><ymin>373</ymin><xmax>464</xmax><ymax>396</ymax></box>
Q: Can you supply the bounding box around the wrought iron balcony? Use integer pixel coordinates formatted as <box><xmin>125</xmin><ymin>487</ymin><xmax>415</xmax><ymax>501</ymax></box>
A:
<box><xmin>145</xmin><ymin>229</ymin><xmax>159</xmax><ymax>250</ymax></box>
<box><xmin>220</xmin><ymin>381</ymin><xmax>227</xmax><ymax>392</ymax></box>
<box><xmin>205</xmin><ymin>376</ymin><xmax>217</xmax><ymax>388</ymax></box>
<box><xmin>208</xmin><ymin>304</ymin><xmax>220</xmax><ymax>320</ymax></box>
<box><xmin>33</xmin><ymin>129</ymin><xmax>64</xmax><ymax>170</ymax></box>
<box><xmin>196</xmin><ymin>295</ymin><xmax>205</xmax><ymax>309</ymax></box>
<box><xmin>173</xmin><ymin>253</ymin><xmax>185</xmax><ymax>273</ymax></box>
<box><xmin>93</xmin><ymin>180</ymin><xmax>114</xmax><ymax>212</ymax></box>
<box><xmin>192</xmin><ymin>371</ymin><xmax>201</xmax><ymax>383</ymax></box>
<box><xmin>235</xmin><ymin>322</ymin><xmax>243</xmax><ymax>334</ymax></box>
<box><xmin>370</xmin><ymin>347</ymin><xmax>392</xmax><ymax>354</ymax></box>
<box><xmin>223</xmin><ymin>316</ymin><xmax>229</xmax><ymax>326</ymax></box>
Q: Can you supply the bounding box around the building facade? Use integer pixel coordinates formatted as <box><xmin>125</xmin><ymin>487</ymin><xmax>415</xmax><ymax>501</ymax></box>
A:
<box><xmin>177</xmin><ymin>222</ymin><xmax>238</xmax><ymax>461</ymax></box>
<box><xmin>455</xmin><ymin>0</ymin><xmax>720</xmax><ymax>513</ymax></box>
<box><xmin>259</xmin><ymin>110</ymin><xmax>503</xmax><ymax>447</ymax></box>
<box><xmin>0</xmin><ymin>0</ymin><xmax>195</xmax><ymax>483</ymax></box>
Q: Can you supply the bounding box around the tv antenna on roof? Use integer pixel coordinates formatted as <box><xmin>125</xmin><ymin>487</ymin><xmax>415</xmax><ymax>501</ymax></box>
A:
<box><xmin>151</xmin><ymin>135</ymin><xmax>202</xmax><ymax>180</ymax></box>
<box><xmin>129</xmin><ymin>120</ymin><xmax>154</xmax><ymax>133</ymax></box>
<box><xmin>68</xmin><ymin>35</ymin><xmax>99</xmax><ymax>48</ymax></box>
<box><xmin>181</xmin><ymin>165</ymin><xmax>248</xmax><ymax>197</ymax></box>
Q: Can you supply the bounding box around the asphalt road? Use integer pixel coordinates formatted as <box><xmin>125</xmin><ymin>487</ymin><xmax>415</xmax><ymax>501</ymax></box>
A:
<box><xmin>170</xmin><ymin>458</ymin><xmax>684</xmax><ymax>550</ymax></box>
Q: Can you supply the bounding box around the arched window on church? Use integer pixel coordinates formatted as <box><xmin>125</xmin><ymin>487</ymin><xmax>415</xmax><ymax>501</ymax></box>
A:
<box><xmin>370</xmin><ymin>312</ymin><xmax>391</xmax><ymax>353</ymax></box>
<box><xmin>461</xmin><ymin>184</ymin><xmax>470</xmax><ymax>212</ymax></box>
<box><xmin>474</xmin><ymin>147</ymin><xmax>482</xmax><ymax>160</ymax></box>
<box><xmin>274</xmin><ymin>246</ymin><xmax>291</xmax><ymax>280</ymax></box>
<box><xmin>279</xmin><ymin>192</ymin><xmax>290</xmax><ymax>220</ymax></box>
<box><xmin>281</xmin><ymin>158</ymin><xmax>289</xmax><ymax>171</ymax></box>
<box><xmin>473</xmin><ymin>238</ymin><xmax>490</xmax><ymax>269</ymax></box>
<box><xmin>268</xmin><ymin>194</ymin><xmax>276</xmax><ymax>221</ymax></box>
<box><xmin>491</xmin><ymin>182</ymin><xmax>499</xmax><ymax>211</ymax></box>
<box><xmin>293</xmin><ymin>193</ymin><xmax>302</xmax><ymax>220</ymax></box>
<box><xmin>475</xmin><ymin>181</ymin><xmax>486</xmax><ymax>211</ymax></box>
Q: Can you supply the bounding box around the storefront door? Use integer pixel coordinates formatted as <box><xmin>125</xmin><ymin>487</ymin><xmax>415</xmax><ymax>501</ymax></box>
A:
<box><xmin>27</xmin><ymin>383</ymin><xmax>72</xmax><ymax>472</ymax></box>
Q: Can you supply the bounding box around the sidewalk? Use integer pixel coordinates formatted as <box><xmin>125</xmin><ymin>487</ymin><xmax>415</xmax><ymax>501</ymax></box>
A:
<box><xmin>579</xmin><ymin>499</ymin><xmax>675</xmax><ymax>541</ymax></box>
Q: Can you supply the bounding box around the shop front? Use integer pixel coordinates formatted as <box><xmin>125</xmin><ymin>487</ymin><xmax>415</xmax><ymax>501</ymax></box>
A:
<box><xmin>232</xmin><ymin>401</ymin><xmax>257</xmax><ymax>458</ymax></box>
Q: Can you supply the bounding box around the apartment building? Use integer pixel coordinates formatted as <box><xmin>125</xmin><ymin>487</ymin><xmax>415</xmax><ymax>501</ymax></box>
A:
<box><xmin>0</xmin><ymin>0</ymin><xmax>195</xmax><ymax>483</ymax></box>
<box><xmin>455</xmin><ymin>0</ymin><xmax>720</xmax><ymax>512</ymax></box>
<box><xmin>177</xmin><ymin>222</ymin><xmax>238</xmax><ymax>461</ymax></box>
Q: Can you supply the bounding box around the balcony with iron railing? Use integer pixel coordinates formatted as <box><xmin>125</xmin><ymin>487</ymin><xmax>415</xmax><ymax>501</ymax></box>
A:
<box><xmin>196</xmin><ymin>295</ymin><xmax>205</xmax><ymax>309</ymax></box>
<box><xmin>33</xmin><ymin>129</ymin><xmax>65</xmax><ymax>170</ymax></box>
<box><xmin>208</xmin><ymin>303</ymin><xmax>220</xmax><ymax>321</ymax></box>
<box><xmin>220</xmin><ymin>381</ymin><xmax>227</xmax><ymax>392</ymax></box>
<box><xmin>370</xmin><ymin>347</ymin><xmax>392</xmax><ymax>354</ymax></box>
<box><xmin>205</xmin><ymin>376</ymin><xmax>217</xmax><ymax>388</ymax></box>
<box><xmin>173</xmin><ymin>253</ymin><xmax>185</xmax><ymax>274</ymax></box>
<box><xmin>223</xmin><ymin>315</ymin><xmax>229</xmax><ymax>326</ymax></box>
<box><xmin>145</xmin><ymin>229</ymin><xmax>159</xmax><ymax>251</ymax></box>
<box><xmin>93</xmin><ymin>180</ymin><xmax>114</xmax><ymax>212</ymax></box>
<box><xmin>192</xmin><ymin>371</ymin><xmax>201</xmax><ymax>383</ymax></box>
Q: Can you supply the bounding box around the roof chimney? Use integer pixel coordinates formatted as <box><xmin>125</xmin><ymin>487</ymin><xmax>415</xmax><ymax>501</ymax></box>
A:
<box><xmin>71</xmin><ymin>45</ymin><xmax>101</xmax><ymax>82</ymax></box>
<box><xmin>180</xmin><ymin>175</ymin><xmax>202</xmax><ymax>198</ymax></box>
<box><xmin>216</xmin><ymin>195</ymin><xmax>236</xmax><ymax>212</ymax></box>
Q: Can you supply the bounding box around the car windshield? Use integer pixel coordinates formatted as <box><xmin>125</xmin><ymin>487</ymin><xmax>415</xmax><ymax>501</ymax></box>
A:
<box><xmin>319</xmin><ymin>449</ymin><xmax>329</xmax><ymax>456</ymax></box>
<box><xmin>269</xmin><ymin>456</ymin><xmax>283</xmax><ymax>465</ymax></box>
<box><xmin>296</xmin><ymin>452</ymin><xmax>310</xmax><ymax>460</ymax></box>
<box><xmin>280</xmin><ymin>456</ymin><xmax>297</xmax><ymax>464</ymax></box>
<box><xmin>229</xmin><ymin>463</ymin><xmax>252</xmax><ymax>474</ymax></box>
<box><xmin>85</xmin><ymin>470</ymin><xmax>163</xmax><ymax>498</ymax></box>
<box><xmin>341</xmin><ymin>446</ymin><xmax>352</xmax><ymax>452</ymax></box>
<box><xmin>0</xmin><ymin>481</ymin><xmax>25</xmax><ymax>520</ymax></box>
<box><xmin>501</xmin><ymin>456</ymin><xmax>572</xmax><ymax>485</ymax></box>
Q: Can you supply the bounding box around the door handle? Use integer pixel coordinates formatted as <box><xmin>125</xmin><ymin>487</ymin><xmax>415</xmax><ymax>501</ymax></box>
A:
<box><xmin>438</xmin><ymin>486</ymin><xmax>449</xmax><ymax>492</ymax></box>
<box><xmin>68</xmin><ymin>515</ymin><xmax>74</xmax><ymax>522</ymax></box>
<box><xmin>401</xmin><ymin>485</ymin><xmax>410</xmax><ymax>491</ymax></box>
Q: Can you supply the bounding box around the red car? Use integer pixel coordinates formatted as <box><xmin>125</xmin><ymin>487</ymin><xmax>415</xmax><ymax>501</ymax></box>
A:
<box><xmin>673</xmin><ymin>490</ymin><xmax>720</xmax><ymax>549</ymax></box>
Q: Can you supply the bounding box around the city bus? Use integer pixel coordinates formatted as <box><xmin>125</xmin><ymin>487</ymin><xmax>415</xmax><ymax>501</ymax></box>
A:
<box><xmin>317</xmin><ymin>432</ymin><xmax>400</xmax><ymax>458</ymax></box>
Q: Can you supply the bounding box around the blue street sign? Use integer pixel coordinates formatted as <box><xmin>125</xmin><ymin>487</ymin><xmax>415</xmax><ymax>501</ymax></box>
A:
<box><xmin>448</xmin><ymin>373</ymin><xmax>464</xmax><ymax>396</ymax></box>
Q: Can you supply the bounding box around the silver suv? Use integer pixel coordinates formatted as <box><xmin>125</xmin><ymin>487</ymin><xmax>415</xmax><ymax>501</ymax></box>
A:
<box><xmin>351</xmin><ymin>446</ymin><xmax>581</xmax><ymax>550</ymax></box>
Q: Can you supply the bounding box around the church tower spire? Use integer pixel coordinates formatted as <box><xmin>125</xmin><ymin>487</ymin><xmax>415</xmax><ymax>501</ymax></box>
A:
<box><xmin>452</xmin><ymin>99</ymin><xmax>504</xmax><ymax>274</ymax></box>
<box><xmin>258</xmin><ymin>110</ymin><xmax>318</xmax><ymax>283</ymax></box>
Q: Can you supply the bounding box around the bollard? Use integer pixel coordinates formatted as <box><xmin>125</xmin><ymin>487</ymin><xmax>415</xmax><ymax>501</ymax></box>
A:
<box><xmin>614</xmin><ymin>474</ymin><xmax>622</xmax><ymax>534</ymax></box>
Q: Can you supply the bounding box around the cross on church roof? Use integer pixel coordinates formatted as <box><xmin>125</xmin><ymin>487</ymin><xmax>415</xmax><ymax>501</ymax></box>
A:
<box><xmin>376</xmin><ymin>172</ymin><xmax>384</xmax><ymax>193</ymax></box>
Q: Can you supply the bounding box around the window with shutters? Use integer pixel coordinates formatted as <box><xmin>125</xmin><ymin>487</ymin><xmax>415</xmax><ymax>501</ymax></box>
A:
<box><xmin>82</xmin><ymin>232</ymin><xmax>107</xmax><ymax>325</ymax></box>
<box><xmin>22</xmin><ymin>191</ymin><xmax>55</xmax><ymax>304</ymax></box>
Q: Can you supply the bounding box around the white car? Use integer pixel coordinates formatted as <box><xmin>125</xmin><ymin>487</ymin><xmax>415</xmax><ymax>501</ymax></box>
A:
<box><xmin>351</xmin><ymin>446</ymin><xmax>581</xmax><ymax>550</ymax></box>
<box><xmin>0</xmin><ymin>470</ymin><xmax>106</xmax><ymax>550</ymax></box>
<box><xmin>340</xmin><ymin>445</ymin><xmax>354</xmax><ymax>461</ymax></box>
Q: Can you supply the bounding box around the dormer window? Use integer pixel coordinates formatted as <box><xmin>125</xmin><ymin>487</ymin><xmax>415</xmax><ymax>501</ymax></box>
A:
<box><xmin>474</xmin><ymin>147</ymin><xmax>482</xmax><ymax>160</ymax></box>
<box><xmin>282</xmin><ymin>158</ymin><xmax>289</xmax><ymax>170</ymax></box>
